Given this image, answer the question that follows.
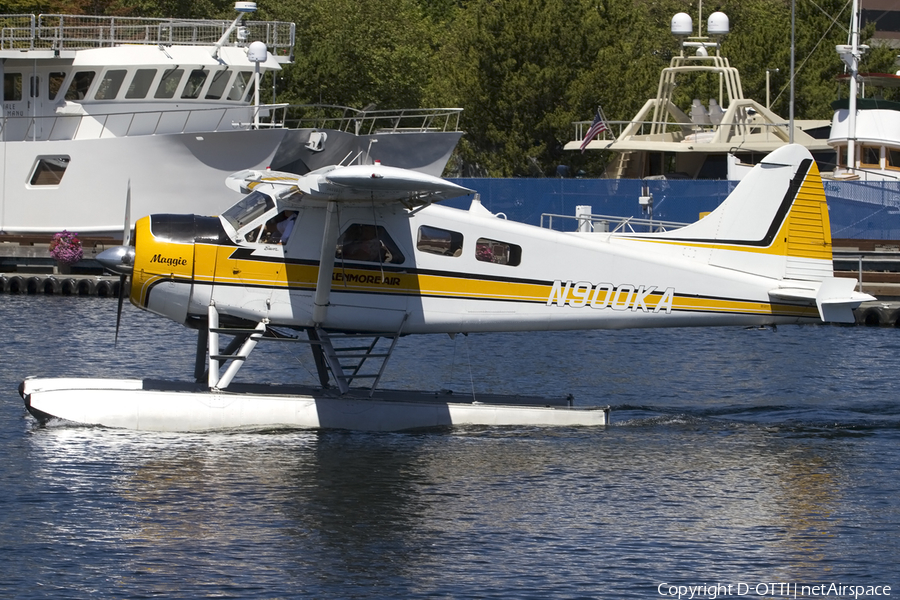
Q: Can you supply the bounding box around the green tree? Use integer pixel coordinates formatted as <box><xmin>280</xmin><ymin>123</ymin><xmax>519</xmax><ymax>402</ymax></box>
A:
<box><xmin>270</xmin><ymin>0</ymin><xmax>437</xmax><ymax>110</ymax></box>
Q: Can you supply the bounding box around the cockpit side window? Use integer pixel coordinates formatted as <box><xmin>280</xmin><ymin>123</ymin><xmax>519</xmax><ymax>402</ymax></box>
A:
<box><xmin>222</xmin><ymin>191</ymin><xmax>274</xmax><ymax>231</ymax></box>
<box><xmin>336</xmin><ymin>224</ymin><xmax>405</xmax><ymax>264</ymax></box>
<box><xmin>258</xmin><ymin>210</ymin><xmax>298</xmax><ymax>244</ymax></box>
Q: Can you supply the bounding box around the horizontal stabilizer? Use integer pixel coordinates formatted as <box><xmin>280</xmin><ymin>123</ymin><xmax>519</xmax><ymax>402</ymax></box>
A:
<box><xmin>815</xmin><ymin>277</ymin><xmax>875</xmax><ymax>324</ymax></box>
<box><xmin>769</xmin><ymin>277</ymin><xmax>875</xmax><ymax>323</ymax></box>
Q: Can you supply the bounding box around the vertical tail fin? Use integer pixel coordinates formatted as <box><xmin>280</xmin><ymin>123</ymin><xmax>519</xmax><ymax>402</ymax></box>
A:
<box><xmin>655</xmin><ymin>144</ymin><xmax>833</xmax><ymax>282</ymax></box>
<box><xmin>649</xmin><ymin>144</ymin><xmax>874</xmax><ymax>322</ymax></box>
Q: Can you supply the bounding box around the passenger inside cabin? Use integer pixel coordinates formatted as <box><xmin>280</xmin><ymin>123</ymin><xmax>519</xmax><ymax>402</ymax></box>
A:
<box><xmin>337</xmin><ymin>224</ymin><xmax>392</xmax><ymax>263</ymax></box>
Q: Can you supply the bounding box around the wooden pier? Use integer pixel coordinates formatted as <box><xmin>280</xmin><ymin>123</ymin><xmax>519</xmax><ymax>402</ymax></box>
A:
<box><xmin>1</xmin><ymin>234</ymin><xmax>126</xmax><ymax>297</ymax></box>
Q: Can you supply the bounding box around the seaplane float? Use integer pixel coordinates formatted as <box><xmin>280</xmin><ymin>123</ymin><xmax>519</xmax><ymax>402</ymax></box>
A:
<box><xmin>20</xmin><ymin>144</ymin><xmax>873</xmax><ymax>432</ymax></box>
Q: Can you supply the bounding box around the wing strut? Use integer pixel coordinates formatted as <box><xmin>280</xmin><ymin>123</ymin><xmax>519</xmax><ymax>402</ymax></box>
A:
<box><xmin>313</xmin><ymin>201</ymin><xmax>340</xmax><ymax>325</ymax></box>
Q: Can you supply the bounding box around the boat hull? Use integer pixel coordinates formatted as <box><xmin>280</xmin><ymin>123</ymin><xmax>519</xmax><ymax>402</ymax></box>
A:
<box><xmin>20</xmin><ymin>377</ymin><xmax>609</xmax><ymax>432</ymax></box>
<box><xmin>1</xmin><ymin>129</ymin><xmax>287</xmax><ymax>235</ymax></box>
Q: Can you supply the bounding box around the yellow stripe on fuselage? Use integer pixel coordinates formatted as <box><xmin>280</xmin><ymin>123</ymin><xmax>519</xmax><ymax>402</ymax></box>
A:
<box><xmin>133</xmin><ymin>220</ymin><xmax>818</xmax><ymax>320</ymax></box>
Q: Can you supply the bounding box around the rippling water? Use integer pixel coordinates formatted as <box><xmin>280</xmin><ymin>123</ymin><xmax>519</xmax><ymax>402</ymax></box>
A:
<box><xmin>1</xmin><ymin>296</ymin><xmax>898</xmax><ymax>599</ymax></box>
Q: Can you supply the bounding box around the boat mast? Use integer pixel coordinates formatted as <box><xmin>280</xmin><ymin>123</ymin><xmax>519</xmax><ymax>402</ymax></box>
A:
<box><xmin>847</xmin><ymin>0</ymin><xmax>860</xmax><ymax>171</ymax></box>
<box><xmin>790</xmin><ymin>0</ymin><xmax>795</xmax><ymax>143</ymax></box>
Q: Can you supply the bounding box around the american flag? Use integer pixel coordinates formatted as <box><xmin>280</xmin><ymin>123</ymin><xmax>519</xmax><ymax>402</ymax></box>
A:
<box><xmin>580</xmin><ymin>108</ymin><xmax>609</xmax><ymax>153</ymax></box>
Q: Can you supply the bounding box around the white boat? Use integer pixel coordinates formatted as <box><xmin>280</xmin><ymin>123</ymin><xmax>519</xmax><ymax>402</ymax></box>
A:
<box><xmin>825</xmin><ymin>1</ymin><xmax>900</xmax><ymax>182</ymax></box>
<box><xmin>568</xmin><ymin>9</ymin><xmax>831</xmax><ymax>180</ymax></box>
<box><xmin>0</xmin><ymin>5</ymin><xmax>462</xmax><ymax>235</ymax></box>
<box><xmin>828</xmin><ymin>73</ymin><xmax>900</xmax><ymax>183</ymax></box>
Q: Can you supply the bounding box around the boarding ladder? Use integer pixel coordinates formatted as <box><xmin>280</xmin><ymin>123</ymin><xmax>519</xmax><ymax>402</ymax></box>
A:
<box><xmin>309</xmin><ymin>324</ymin><xmax>406</xmax><ymax>396</ymax></box>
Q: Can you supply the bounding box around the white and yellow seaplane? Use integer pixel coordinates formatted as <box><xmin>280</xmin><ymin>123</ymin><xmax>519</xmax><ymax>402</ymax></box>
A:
<box><xmin>20</xmin><ymin>144</ymin><xmax>873</xmax><ymax>431</ymax></box>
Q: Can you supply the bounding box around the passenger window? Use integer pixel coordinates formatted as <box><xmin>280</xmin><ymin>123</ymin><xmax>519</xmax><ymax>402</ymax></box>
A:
<box><xmin>181</xmin><ymin>69</ymin><xmax>208</xmax><ymax>99</ymax></box>
<box><xmin>227</xmin><ymin>71</ymin><xmax>252</xmax><ymax>101</ymax></box>
<box><xmin>417</xmin><ymin>225</ymin><xmax>463</xmax><ymax>257</ymax></box>
<box><xmin>126</xmin><ymin>69</ymin><xmax>156</xmax><ymax>99</ymax></box>
<box><xmin>4</xmin><ymin>73</ymin><xmax>22</xmax><ymax>101</ymax></box>
<box><xmin>64</xmin><ymin>71</ymin><xmax>95</xmax><ymax>100</ymax></box>
<box><xmin>48</xmin><ymin>72</ymin><xmax>66</xmax><ymax>100</ymax></box>
<box><xmin>336</xmin><ymin>224</ymin><xmax>405</xmax><ymax>264</ymax></box>
<box><xmin>154</xmin><ymin>68</ymin><xmax>184</xmax><ymax>99</ymax></box>
<box><xmin>475</xmin><ymin>237</ymin><xmax>521</xmax><ymax>266</ymax></box>
<box><xmin>95</xmin><ymin>70</ymin><xmax>127</xmax><ymax>100</ymax></box>
<box><xmin>205</xmin><ymin>70</ymin><xmax>231</xmax><ymax>100</ymax></box>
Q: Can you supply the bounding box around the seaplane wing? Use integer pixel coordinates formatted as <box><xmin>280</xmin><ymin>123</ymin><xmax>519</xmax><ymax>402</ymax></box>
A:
<box><xmin>226</xmin><ymin>163</ymin><xmax>474</xmax><ymax>207</ymax></box>
<box><xmin>21</xmin><ymin>145</ymin><xmax>875</xmax><ymax>432</ymax></box>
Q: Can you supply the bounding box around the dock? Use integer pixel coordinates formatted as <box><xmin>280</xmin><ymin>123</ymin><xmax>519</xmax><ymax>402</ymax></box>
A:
<box><xmin>1</xmin><ymin>234</ymin><xmax>125</xmax><ymax>297</ymax></box>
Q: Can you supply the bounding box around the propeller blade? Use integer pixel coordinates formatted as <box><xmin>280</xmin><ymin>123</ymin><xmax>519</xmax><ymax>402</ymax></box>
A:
<box><xmin>123</xmin><ymin>179</ymin><xmax>132</xmax><ymax>245</ymax></box>
<box><xmin>115</xmin><ymin>274</ymin><xmax>127</xmax><ymax>345</ymax></box>
<box><xmin>114</xmin><ymin>179</ymin><xmax>133</xmax><ymax>345</ymax></box>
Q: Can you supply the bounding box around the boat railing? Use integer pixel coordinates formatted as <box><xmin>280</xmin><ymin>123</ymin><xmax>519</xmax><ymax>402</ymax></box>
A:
<box><xmin>283</xmin><ymin>105</ymin><xmax>463</xmax><ymax>134</ymax></box>
<box><xmin>572</xmin><ymin>117</ymin><xmax>795</xmax><ymax>145</ymax></box>
<box><xmin>0</xmin><ymin>103</ymin><xmax>289</xmax><ymax>142</ymax></box>
<box><xmin>540</xmin><ymin>211</ymin><xmax>688</xmax><ymax>234</ymax></box>
<box><xmin>0</xmin><ymin>13</ymin><xmax>295</xmax><ymax>56</ymax></box>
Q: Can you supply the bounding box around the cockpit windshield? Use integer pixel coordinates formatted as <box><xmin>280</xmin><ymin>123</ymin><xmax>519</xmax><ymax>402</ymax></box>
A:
<box><xmin>222</xmin><ymin>191</ymin><xmax>274</xmax><ymax>231</ymax></box>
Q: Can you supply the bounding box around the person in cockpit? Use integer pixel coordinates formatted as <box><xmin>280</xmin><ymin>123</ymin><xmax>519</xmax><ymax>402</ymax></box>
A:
<box><xmin>277</xmin><ymin>211</ymin><xmax>296</xmax><ymax>244</ymax></box>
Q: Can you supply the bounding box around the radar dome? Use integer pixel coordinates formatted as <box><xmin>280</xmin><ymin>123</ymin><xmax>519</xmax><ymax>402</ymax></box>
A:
<box><xmin>707</xmin><ymin>12</ymin><xmax>729</xmax><ymax>35</ymax></box>
<box><xmin>671</xmin><ymin>13</ymin><xmax>693</xmax><ymax>36</ymax></box>
<box><xmin>248</xmin><ymin>41</ymin><xmax>268</xmax><ymax>62</ymax></box>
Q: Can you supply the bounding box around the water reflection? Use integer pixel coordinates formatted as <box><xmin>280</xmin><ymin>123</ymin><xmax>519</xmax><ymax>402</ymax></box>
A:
<box><xmin>22</xmin><ymin>413</ymin><xmax>874</xmax><ymax>599</ymax></box>
<box><xmin>5</xmin><ymin>297</ymin><xmax>900</xmax><ymax>598</ymax></box>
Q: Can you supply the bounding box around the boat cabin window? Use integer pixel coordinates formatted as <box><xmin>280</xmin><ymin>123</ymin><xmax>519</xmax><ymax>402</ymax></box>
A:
<box><xmin>222</xmin><ymin>191</ymin><xmax>275</xmax><ymax>231</ymax></box>
<box><xmin>65</xmin><ymin>71</ymin><xmax>95</xmax><ymax>100</ymax></box>
<box><xmin>29</xmin><ymin>156</ymin><xmax>70</xmax><ymax>186</ymax></box>
<box><xmin>29</xmin><ymin>76</ymin><xmax>39</xmax><ymax>98</ymax></box>
<box><xmin>888</xmin><ymin>149</ymin><xmax>900</xmax><ymax>171</ymax></box>
<box><xmin>860</xmin><ymin>146</ymin><xmax>881</xmax><ymax>168</ymax></box>
<box><xmin>48</xmin><ymin>72</ymin><xmax>66</xmax><ymax>100</ymax></box>
<box><xmin>3</xmin><ymin>73</ymin><xmax>22</xmax><ymax>101</ymax></box>
<box><xmin>417</xmin><ymin>225</ymin><xmax>463</xmax><ymax>257</ymax></box>
<box><xmin>95</xmin><ymin>69</ymin><xmax>127</xmax><ymax>100</ymax></box>
<box><xmin>181</xmin><ymin>69</ymin><xmax>208</xmax><ymax>99</ymax></box>
<box><xmin>228</xmin><ymin>71</ymin><xmax>253</xmax><ymax>101</ymax></box>
<box><xmin>126</xmin><ymin>69</ymin><xmax>156</xmax><ymax>99</ymax></box>
<box><xmin>336</xmin><ymin>224</ymin><xmax>405</xmax><ymax>264</ymax></box>
<box><xmin>155</xmin><ymin>68</ymin><xmax>184</xmax><ymax>99</ymax></box>
<box><xmin>205</xmin><ymin>70</ymin><xmax>232</xmax><ymax>100</ymax></box>
<box><xmin>475</xmin><ymin>237</ymin><xmax>521</xmax><ymax>266</ymax></box>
